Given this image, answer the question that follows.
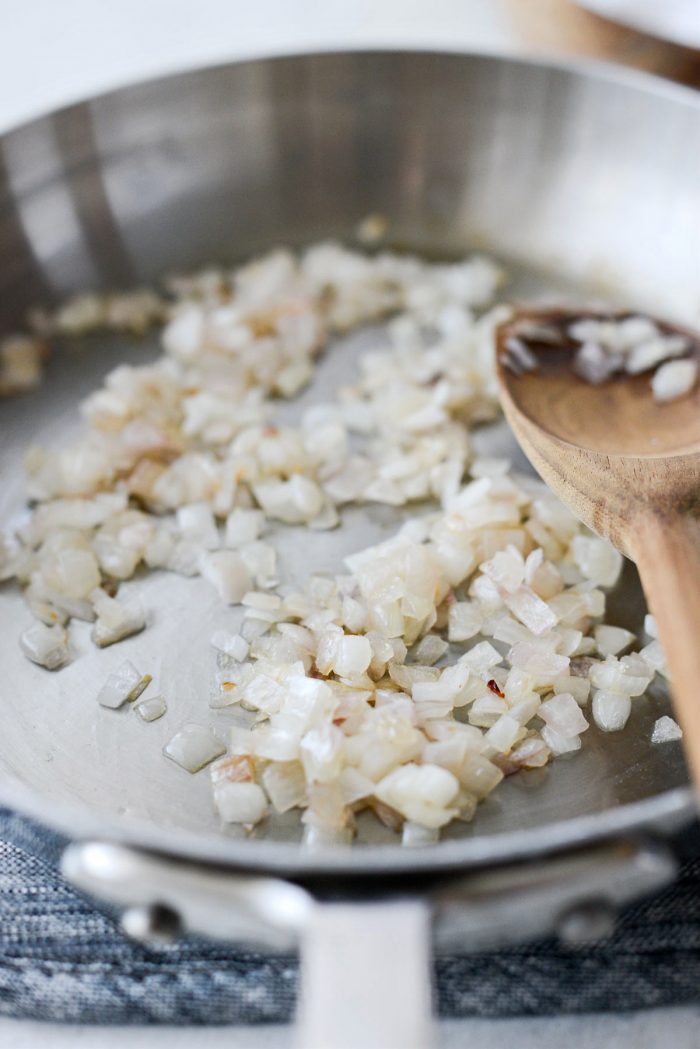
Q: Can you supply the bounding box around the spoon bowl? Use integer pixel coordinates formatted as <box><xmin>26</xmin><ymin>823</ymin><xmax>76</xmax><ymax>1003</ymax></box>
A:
<box><xmin>496</xmin><ymin>307</ymin><xmax>700</xmax><ymax>785</ymax></box>
<box><xmin>498</xmin><ymin>309</ymin><xmax>700</xmax><ymax>459</ymax></box>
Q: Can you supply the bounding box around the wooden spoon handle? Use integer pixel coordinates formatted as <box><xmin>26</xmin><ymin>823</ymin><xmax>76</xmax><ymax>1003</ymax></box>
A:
<box><xmin>633</xmin><ymin>513</ymin><xmax>700</xmax><ymax>790</ymax></box>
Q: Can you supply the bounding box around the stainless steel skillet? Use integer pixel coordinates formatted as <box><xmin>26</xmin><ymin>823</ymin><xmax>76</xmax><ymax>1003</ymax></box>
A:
<box><xmin>0</xmin><ymin>50</ymin><xmax>698</xmax><ymax>1047</ymax></box>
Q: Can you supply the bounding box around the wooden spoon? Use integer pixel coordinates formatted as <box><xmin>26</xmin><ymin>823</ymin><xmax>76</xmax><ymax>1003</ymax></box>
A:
<box><xmin>495</xmin><ymin>307</ymin><xmax>700</xmax><ymax>785</ymax></box>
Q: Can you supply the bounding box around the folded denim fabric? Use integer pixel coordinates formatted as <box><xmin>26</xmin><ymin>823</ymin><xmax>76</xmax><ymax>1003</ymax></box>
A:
<box><xmin>0</xmin><ymin>808</ymin><xmax>698</xmax><ymax>1025</ymax></box>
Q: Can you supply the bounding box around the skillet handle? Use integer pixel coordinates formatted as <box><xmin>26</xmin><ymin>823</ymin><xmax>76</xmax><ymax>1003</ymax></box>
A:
<box><xmin>297</xmin><ymin>899</ymin><xmax>433</xmax><ymax>1049</ymax></box>
<box><xmin>61</xmin><ymin>836</ymin><xmax>677</xmax><ymax>1045</ymax></box>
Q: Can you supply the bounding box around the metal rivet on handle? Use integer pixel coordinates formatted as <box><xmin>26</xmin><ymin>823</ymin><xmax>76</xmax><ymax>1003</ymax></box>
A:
<box><xmin>121</xmin><ymin>903</ymin><xmax>182</xmax><ymax>944</ymax></box>
<box><xmin>557</xmin><ymin>900</ymin><xmax>616</xmax><ymax>946</ymax></box>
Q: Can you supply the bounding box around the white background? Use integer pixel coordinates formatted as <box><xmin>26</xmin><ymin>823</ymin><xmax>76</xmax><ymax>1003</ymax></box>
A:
<box><xmin>0</xmin><ymin>0</ymin><xmax>521</xmax><ymax>132</ymax></box>
<box><xmin>1</xmin><ymin>0</ymin><xmax>698</xmax><ymax>1045</ymax></box>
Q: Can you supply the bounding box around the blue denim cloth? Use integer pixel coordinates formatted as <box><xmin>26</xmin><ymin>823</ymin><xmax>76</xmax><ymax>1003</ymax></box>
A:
<box><xmin>0</xmin><ymin>807</ymin><xmax>699</xmax><ymax>1025</ymax></box>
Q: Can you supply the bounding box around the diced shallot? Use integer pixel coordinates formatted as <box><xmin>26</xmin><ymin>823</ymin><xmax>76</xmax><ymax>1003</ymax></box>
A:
<box><xmin>96</xmin><ymin>661</ymin><xmax>150</xmax><ymax>709</ymax></box>
<box><xmin>134</xmin><ymin>695</ymin><xmax>167</xmax><ymax>722</ymax></box>
<box><xmin>164</xmin><ymin>724</ymin><xmax>226</xmax><ymax>772</ymax></box>
<box><xmin>199</xmin><ymin>551</ymin><xmax>252</xmax><ymax>604</ymax></box>
<box><xmin>19</xmin><ymin>621</ymin><xmax>70</xmax><ymax>670</ymax></box>
<box><xmin>592</xmin><ymin>690</ymin><xmax>631</xmax><ymax>732</ymax></box>
<box><xmin>651</xmin><ymin>716</ymin><xmax>683</xmax><ymax>744</ymax></box>
<box><xmin>213</xmin><ymin>780</ymin><xmax>268</xmax><ymax>824</ymax></box>
<box><xmin>375</xmin><ymin>763</ymin><xmax>460</xmax><ymax>830</ymax></box>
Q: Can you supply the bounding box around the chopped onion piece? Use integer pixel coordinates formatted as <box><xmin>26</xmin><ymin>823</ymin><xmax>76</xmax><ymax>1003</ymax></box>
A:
<box><xmin>225</xmin><ymin>509</ymin><xmax>265</xmax><ymax>548</ymax></box>
<box><xmin>552</xmin><ymin>673</ymin><xmax>590</xmax><ymax>707</ymax></box>
<box><xmin>592</xmin><ymin>690</ymin><xmax>631</xmax><ymax>732</ymax></box>
<box><xmin>332</xmin><ymin>635</ymin><xmax>372</xmax><ymax>677</ymax></box>
<box><xmin>412</xmin><ymin>679</ymin><xmax>456</xmax><ymax>706</ymax></box>
<box><xmin>509</xmin><ymin>736</ymin><xmax>550</xmax><ymax>769</ymax></box>
<box><xmin>508</xmin><ymin>694</ymin><xmax>541</xmax><ymax>726</ymax></box>
<box><xmin>540</xmin><ymin>725</ymin><xmax>581</xmax><ymax>756</ymax></box>
<box><xmin>640</xmin><ymin>640</ymin><xmax>666</xmax><ymax>675</ymax></box>
<box><xmin>375</xmin><ymin>763</ymin><xmax>459</xmax><ymax>829</ymax></box>
<box><xmin>300</xmin><ymin>724</ymin><xmax>345</xmax><ymax>783</ymax></box>
<box><xmin>92</xmin><ymin>594</ymin><xmax>146</xmax><ymax>647</ymax></box>
<box><xmin>210</xmin><ymin>630</ymin><xmax>249</xmax><ymax>662</ymax></box>
<box><xmin>176</xmin><ymin>503</ymin><xmax>219</xmax><ymax>549</ymax></box>
<box><xmin>242</xmin><ymin>591</ymin><xmax>281</xmax><ymax>611</ymax></box>
<box><xmin>459</xmin><ymin>641</ymin><xmax>502</xmax><ymax>674</ymax></box>
<box><xmin>456</xmin><ymin>753</ymin><xmax>503</xmax><ymax>798</ymax></box>
<box><xmin>402</xmin><ymin>822</ymin><xmax>439</xmax><ymax>847</ymax></box>
<box><xmin>590</xmin><ymin>656</ymin><xmax>651</xmax><ymax>697</ymax></box>
<box><xmin>469</xmin><ymin>695</ymin><xmax>507</xmax><ymax>727</ymax></box>
<box><xmin>164</xmin><ymin>724</ymin><xmax>225</xmax><ymax>772</ymax></box>
<box><xmin>570</xmin><ymin>536</ymin><xmax>622</xmax><ymax>588</ymax></box>
<box><xmin>651</xmin><ymin>716</ymin><xmax>683</xmax><ymax>744</ymax></box>
<box><xmin>651</xmin><ymin>359</ymin><xmax>697</xmax><ymax>402</ymax></box>
<box><xmin>19</xmin><ymin>621</ymin><xmax>70</xmax><ymax>670</ymax></box>
<box><xmin>594</xmin><ymin>625</ymin><xmax>635</xmax><ymax>657</ymax></box>
<box><xmin>96</xmin><ymin>661</ymin><xmax>148</xmax><ymax>709</ymax></box>
<box><xmin>539</xmin><ymin>693</ymin><xmax>589</xmax><ymax>736</ymax></box>
<box><xmin>338</xmin><ymin>766</ymin><xmax>375</xmax><ymax>805</ymax></box>
<box><xmin>162</xmin><ymin>305</ymin><xmax>205</xmax><ymax>359</ymax></box>
<box><xmin>484</xmin><ymin>714</ymin><xmax>523</xmax><ymax>754</ymax></box>
<box><xmin>481</xmin><ymin>546</ymin><xmax>525</xmax><ymax>593</ymax></box>
<box><xmin>302</xmin><ymin>823</ymin><xmax>354</xmax><ymax>847</ymax></box>
<box><xmin>213</xmin><ymin>780</ymin><xmax>268</xmax><ymax>824</ymax></box>
<box><xmin>42</xmin><ymin>547</ymin><xmax>101</xmax><ymax>600</ymax></box>
<box><xmin>199</xmin><ymin>551</ymin><xmax>252</xmax><ymax>604</ymax></box>
<box><xmin>502</xmin><ymin>584</ymin><xmax>557</xmax><ymax>636</ymax></box>
<box><xmin>134</xmin><ymin>695</ymin><xmax>167</xmax><ymax>722</ymax></box>
<box><xmin>508</xmin><ymin>642</ymin><xmax>569</xmax><ymax>682</ymax></box>
<box><xmin>262</xmin><ymin>761</ymin><xmax>308</xmax><ymax>813</ymax></box>
<box><xmin>573</xmin><ymin>342</ymin><xmax>617</xmax><ymax>384</ymax></box>
<box><xmin>625</xmin><ymin>334</ymin><xmax>688</xmax><ymax>375</ymax></box>
<box><xmin>410</xmin><ymin>634</ymin><xmax>449</xmax><ymax>666</ymax></box>
<box><xmin>253</xmin><ymin>476</ymin><xmax>324</xmax><ymax>524</ymax></box>
<box><xmin>448</xmin><ymin>602</ymin><xmax>483</xmax><ymax>642</ymax></box>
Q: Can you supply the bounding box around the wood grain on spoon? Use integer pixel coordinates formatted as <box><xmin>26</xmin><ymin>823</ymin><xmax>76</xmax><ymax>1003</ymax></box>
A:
<box><xmin>496</xmin><ymin>307</ymin><xmax>700</xmax><ymax>789</ymax></box>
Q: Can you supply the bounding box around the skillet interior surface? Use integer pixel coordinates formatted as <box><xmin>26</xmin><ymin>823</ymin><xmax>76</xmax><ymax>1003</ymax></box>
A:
<box><xmin>0</xmin><ymin>51</ymin><xmax>697</xmax><ymax>876</ymax></box>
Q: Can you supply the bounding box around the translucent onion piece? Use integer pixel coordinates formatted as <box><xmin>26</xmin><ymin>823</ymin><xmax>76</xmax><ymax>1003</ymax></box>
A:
<box><xmin>651</xmin><ymin>359</ymin><xmax>697</xmax><ymax>402</ymax></box>
<box><xmin>134</xmin><ymin>695</ymin><xmax>167</xmax><ymax>722</ymax></box>
<box><xmin>402</xmin><ymin>822</ymin><xmax>439</xmax><ymax>847</ymax></box>
<box><xmin>539</xmin><ymin>693</ymin><xmax>589</xmax><ymax>737</ymax></box>
<box><xmin>164</xmin><ymin>724</ymin><xmax>225</xmax><ymax>772</ymax></box>
<box><xmin>96</xmin><ymin>661</ymin><xmax>148</xmax><ymax>709</ymax></box>
<box><xmin>540</xmin><ymin>725</ymin><xmax>581</xmax><ymax>756</ymax></box>
<box><xmin>375</xmin><ymin>763</ymin><xmax>460</xmax><ymax>830</ymax></box>
<box><xmin>92</xmin><ymin>594</ymin><xmax>146</xmax><ymax>648</ymax></box>
<box><xmin>213</xmin><ymin>780</ymin><xmax>268</xmax><ymax>824</ymax></box>
<box><xmin>594</xmin><ymin>625</ymin><xmax>636</xmax><ymax>657</ymax></box>
<box><xmin>651</xmin><ymin>716</ymin><xmax>683</xmax><ymax>744</ymax></box>
<box><xmin>592</xmin><ymin>690</ymin><xmax>631</xmax><ymax>733</ymax></box>
<box><xmin>199</xmin><ymin>551</ymin><xmax>252</xmax><ymax>605</ymax></box>
<box><xmin>262</xmin><ymin>761</ymin><xmax>308</xmax><ymax>813</ymax></box>
<box><xmin>19</xmin><ymin>621</ymin><xmax>70</xmax><ymax>671</ymax></box>
<box><xmin>210</xmin><ymin>630</ymin><xmax>249</xmax><ymax>661</ymax></box>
